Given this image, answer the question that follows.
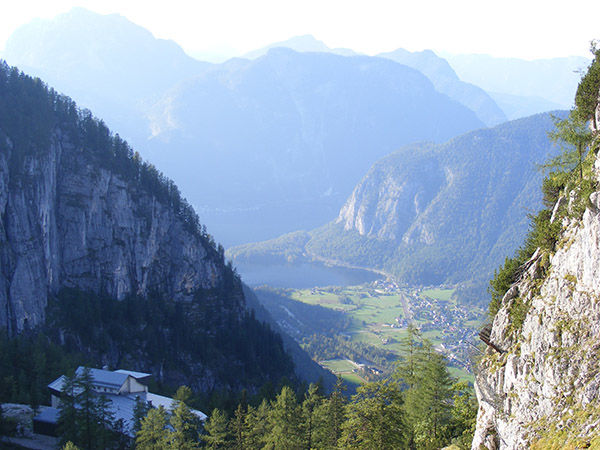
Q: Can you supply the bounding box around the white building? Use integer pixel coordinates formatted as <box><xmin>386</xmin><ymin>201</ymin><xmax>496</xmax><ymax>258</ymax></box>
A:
<box><xmin>34</xmin><ymin>366</ymin><xmax>206</xmax><ymax>437</ymax></box>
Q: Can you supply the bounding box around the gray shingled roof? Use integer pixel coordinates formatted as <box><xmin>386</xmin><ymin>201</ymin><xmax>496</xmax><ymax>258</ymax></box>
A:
<box><xmin>75</xmin><ymin>367</ymin><xmax>128</xmax><ymax>389</ymax></box>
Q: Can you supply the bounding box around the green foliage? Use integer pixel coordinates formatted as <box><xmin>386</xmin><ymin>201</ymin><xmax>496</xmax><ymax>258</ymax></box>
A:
<box><xmin>450</xmin><ymin>381</ymin><xmax>478</xmax><ymax>449</ymax></box>
<box><xmin>187</xmin><ymin>349</ymin><xmax>473</xmax><ymax>450</ymax></box>
<box><xmin>0</xmin><ymin>330</ymin><xmax>84</xmax><ymax>406</ymax></box>
<box><xmin>132</xmin><ymin>396</ymin><xmax>151</xmax><ymax>435</ymax></box>
<box><xmin>265</xmin><ymin>386</ymin><xmax>304</xmax><ymax>449</ymax></box>
<box><xmin>488</xmin><ymin>50</ymin><xmax>600</xmax><ymax>319</ymax></box>
<box><xmin>339</xmin><ymin>380</ymin><xmax>406</xmax><ymax>448</ymax></box>
<box><xmin>507</xmin><ymin>296</ymin><xmax>532</xmax><ymax>334</ymax></box>
<box><xmin>168</xmin><ymin>387</ymin><xmax>201</xmax><ymax>449</ymax></box>
<box><xmin>574</xmin><ymin>42</ymin><xmax>600</xmax><ymax>127</ymax></box>
<box><xmin>201</xmin><ymin>409</ymin><xmax>230</xmax><ymax>449</ymax></box>
<box><xmin>136</xmin><ymin>406</ymin><xmax>170</xmax><ymax>449</ymax></box>
<box><xmin>57</xmin><ymin>368</ymin><xmax>125</xmax><ymax>449</ymax></box>
<box><xmin>394</xmin><ymin>326</ymin><xmax>457</xmax><ymax>449</ymax></box>
<box><xmin>302</xmin><ymin>334</ymin><xmax>396</xmax><ymax>376</ymax></box>
<box><xmin>546</xmin><ymin>112</ymin><xmax>594</xmax><ymax>181</ymax></box>
<box><xmin>62</xmin><ymin>443</ymin><xmax>80</xmax><ymax>450</ymax></box>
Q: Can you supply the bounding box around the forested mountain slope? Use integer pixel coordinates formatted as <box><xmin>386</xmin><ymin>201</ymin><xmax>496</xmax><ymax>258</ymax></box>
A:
<box><xmin>3</xmin><ymin>10</ymin><xmax>486</xmax><ymax>246</ymax></box>
<box><xmin>0</xmin><ymin>62</ymin><xmax>301</xmax><ymax>393</ymax></box>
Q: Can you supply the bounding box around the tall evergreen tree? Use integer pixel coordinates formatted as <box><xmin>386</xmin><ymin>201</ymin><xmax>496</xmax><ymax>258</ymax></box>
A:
<box><xmin>74</xmin><ymin>368</ymin><xmax>99</xmax><ymax>450</ymax></box>
<box><xmin>313</xmin><ymin>376</ymin><xmax>347</xmax><ymax>449</ymax></box>
<box><xmin>244</xmin><ymin>400</ymin><xmax>270</xmax><ymax>449</ymax></box>
<box><xmin>132</xmin><ymin>395</ymin><xmax>151</xmax><ymax>434</ymax></box>
<box><xmin>229</xmin><ymin>403</ymin><xmax>248</xmax><ymax>449</ymax></box>
<box><xmin>302</xmin><ymin>383</ymin><xmax>323</xmax><ymax>449</ymax></box>
<box><xmin>136</xmin><ymin>406</ymin><xmax>169</xmax><ymax>450</ymax></box>
<box><xmin>168</xmin><ymin>387</ymin><xmax>200</xmax><ymax>449</ymax></box>
<box><xmin>57</xmin><ymin>373</ymin><xmax>79</xmax><ymax>448</ymax></box>
<box><xmin>339</xmin><ymin>380</ymin><xmax>406</xmax><ymax>449</ymax></box>
<box><xmin>202</xmin><ymin>409</ymin><xmax>230</xmax><ymax>449</ymax></box>
<box><xmin>265</xmin><ymin>386</ymin><xmax>303</xmax><ymax>449</ymax></box>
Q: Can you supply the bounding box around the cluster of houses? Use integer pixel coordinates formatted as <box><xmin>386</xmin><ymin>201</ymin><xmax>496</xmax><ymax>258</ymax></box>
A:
<box><xmin>34</xmin><ymin>366</ymin><xmax>206</xmax><ymax>437</ymax></box>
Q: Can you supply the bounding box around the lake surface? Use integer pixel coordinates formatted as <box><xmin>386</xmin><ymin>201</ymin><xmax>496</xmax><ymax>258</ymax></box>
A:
<box><xmin>235</xmin><ymin>261</ymin><xmax>382</xmax><ymax>289</ymax></box>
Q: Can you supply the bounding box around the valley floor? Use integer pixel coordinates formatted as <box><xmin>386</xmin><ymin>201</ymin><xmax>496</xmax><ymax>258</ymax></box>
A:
<box><xmin>258</xmin><ymin>281</ymin><xmax>485</xmax><ymax>383</ymax></box>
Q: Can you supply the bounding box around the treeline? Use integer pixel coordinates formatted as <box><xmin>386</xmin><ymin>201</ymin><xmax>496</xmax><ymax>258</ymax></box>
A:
<box><xmin>0</xmin><ymin>288</ymin><xmax>296</xmax><ymax>413</ymax></box>
<box><xmin>144</xmin><ymin>327</ymin><xmax>476</xmax><ymax>449</ymax></box>
<box><xmin>45</xmin><ymin>288</ymin><xmax>295</xmax><ymax>393</ymax></box>
<box><xmin>0</xmin><ymin>331</ymin><xmax>89</xmax><ymax>408</ymax></box>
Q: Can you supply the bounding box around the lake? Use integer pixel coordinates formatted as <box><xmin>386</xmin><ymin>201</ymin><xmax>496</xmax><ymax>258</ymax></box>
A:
<box><xmin>235</xmin><ymin>261</ymin><xmax>382</xmax><ymax>289</ymax></box>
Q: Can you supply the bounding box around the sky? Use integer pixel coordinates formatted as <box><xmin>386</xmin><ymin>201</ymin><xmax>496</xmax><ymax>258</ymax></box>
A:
<box><xmin>1</xmin><ymin>0</ymin><xmax>599</xmax><ymax>61</ymax></box>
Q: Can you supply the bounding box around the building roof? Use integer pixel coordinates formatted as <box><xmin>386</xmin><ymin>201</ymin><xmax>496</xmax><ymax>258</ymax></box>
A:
<box><xmin>146</xmin><ymin>393</ymin><xmax>207</xmax><ymax>421</ymax></box>
<box><xmin>114</xmin><ymin>369</ymin><xmax>152</xmax><ymax>380</ymax></box>
<box><xmin>76</xmin><ymin>367</ymin><xmax>129</xmax><ymax>389</ymax></box>
<box><xmin>48</xmin><ymin>375</ymin><xmax>67</xmax><ymax>393</ymax></box>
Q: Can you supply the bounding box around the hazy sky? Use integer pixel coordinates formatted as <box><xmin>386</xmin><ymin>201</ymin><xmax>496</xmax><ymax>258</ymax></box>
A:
<box><xmin>1</xmin><ymin>0</ymin><xmax>599</xmax><ymax>60</ymax></box>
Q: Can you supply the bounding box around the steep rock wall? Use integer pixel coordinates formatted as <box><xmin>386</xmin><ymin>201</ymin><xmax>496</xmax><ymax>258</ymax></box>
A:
<box><xmin>0</xmin><ymin>128</ymin><xmax>223</xmax><ymax>334</ymax></box>
<box><xmin>473</xmin><ymin>145</ymin><xmax>600</xmax><ymax>447</ymax></box>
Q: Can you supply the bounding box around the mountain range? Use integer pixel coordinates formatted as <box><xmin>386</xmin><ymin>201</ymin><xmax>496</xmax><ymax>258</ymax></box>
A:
<box><xmin>0</xmin><ymin>9</ymin><xmax>576</xmax><ymax>248</ymax></box>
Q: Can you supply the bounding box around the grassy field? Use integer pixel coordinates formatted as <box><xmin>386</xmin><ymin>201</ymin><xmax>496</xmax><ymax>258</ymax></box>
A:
<box><xmin>422</xmin><ymin>288</ymin><xmax>455</xmax><ymax>302</ymax></box>
<box><xmin>320</xmin><ymin>359</ymin><xmax>357</xmax><ymax>372</ymax></box>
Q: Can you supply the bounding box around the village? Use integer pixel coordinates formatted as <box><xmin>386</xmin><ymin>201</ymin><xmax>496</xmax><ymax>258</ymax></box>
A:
<box><xmin>302</xmin><ymin>278</ymin><xmax>485</xmax><ymax>378</ymax></box>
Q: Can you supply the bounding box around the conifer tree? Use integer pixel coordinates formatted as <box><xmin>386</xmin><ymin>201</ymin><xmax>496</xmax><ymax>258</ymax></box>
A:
<box><xmin>265</xmin><ymin>385</ymin><xmax>303</xmax><ymax>449</ymax></box>
<box><xmin>136</xmin><ymin>406</ymin><xmax>169</xmax><ymax>450</ymax></box>
<box><xmin>229</xmin><ymin>403</ymin><xmax>248</xmax><ymax>449</ymax></box>
<box><xmin>313</xmin><ymin>376</ymin><xmax>347</xmax><ymax>448</ymax></box>
<box><xmin>169</xmin><ymin>386</ymin><xmax>200</xmax><ymax>449</ymax></box>
<box><xmin>57</xmin><ymin>373</ymin><xmax>80</xmax><ymax>448</ymax></box>
<box><xmin>339</xmin><ymin>380</ymin><xmax>405</xmax><ymax>449</ymax></box>
<box><xmin>132</xmin><ymin>395</ymin><xmax>151</xmax><ymax>434</ymax></box>
<box><xmin>302</xmin><ymin>383</ymin><xmax>323</xmax><ymax>449</ymax></box>
<box><xmin>244</xmin><ymin>400</ymin><xmax>270</xmax><ymax>448</ymax></box>
<box><xmin>202</xmin><ymin>408</ymin><xmax>230</xmax><ymax>449</ymax></box>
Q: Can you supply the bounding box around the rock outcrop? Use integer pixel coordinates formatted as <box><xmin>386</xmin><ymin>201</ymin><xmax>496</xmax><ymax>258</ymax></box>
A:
<box><xmin>473</xmin><ymin>107</ymin><xmax>600</xmax><ymax>449</ymax></box>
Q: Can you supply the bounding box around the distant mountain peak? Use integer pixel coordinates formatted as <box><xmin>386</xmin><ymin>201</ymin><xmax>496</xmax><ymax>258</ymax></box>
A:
<box><xmin>243</xmin><ymin>34</ymin><xmax>357</xmax><ymax>59</ymax></box>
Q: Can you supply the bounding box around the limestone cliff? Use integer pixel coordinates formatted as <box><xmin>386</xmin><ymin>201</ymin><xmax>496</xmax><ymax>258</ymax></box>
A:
<box><xmin>473</xmin><ymin>111</ymin><xmax>600</xmax><ymax>447</ymax></box>
<box><xmin>0</xmin><ymin>125</ymin><xmax>224</xmax><ymax>334</ymax></box>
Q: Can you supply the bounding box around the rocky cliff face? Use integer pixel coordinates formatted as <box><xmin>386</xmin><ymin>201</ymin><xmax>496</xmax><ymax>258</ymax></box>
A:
<box><xmin>473</xmin><ymin>118</ymin><xmax>600</xmax><ymax>448</ymax></box>
<box><xmin>0</xmin><ymin>127</ymin><xmax>225</xmax><ymax>334</ymax></box>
